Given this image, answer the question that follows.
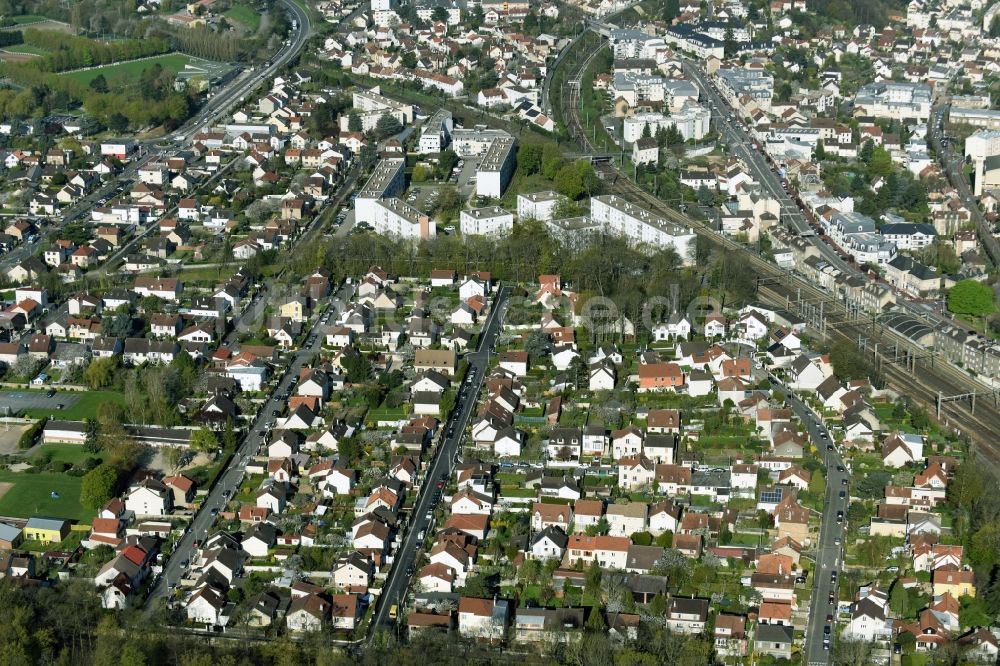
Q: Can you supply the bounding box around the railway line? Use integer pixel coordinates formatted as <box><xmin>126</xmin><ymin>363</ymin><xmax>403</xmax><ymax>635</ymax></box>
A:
<box><xmin>559</xmin><ymin>48</ymin><xmax>1000</xmax><ymax>469</ymax></box>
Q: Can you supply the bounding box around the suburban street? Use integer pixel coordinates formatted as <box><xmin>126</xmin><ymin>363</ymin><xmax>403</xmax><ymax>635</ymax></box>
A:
<box><xmin>146</xmin><ymin>281</ymin><xmax>354</xmax><ymax>607</ymax></box>
<box><xmin>771</xmin><ymin>375</ymin><xmax>850</xmax><ymax>666</ymax></box>
<box><xmin>366</xmin><ymin>286</ymin><xmax>512</xmax><ymax>640</ymax></box>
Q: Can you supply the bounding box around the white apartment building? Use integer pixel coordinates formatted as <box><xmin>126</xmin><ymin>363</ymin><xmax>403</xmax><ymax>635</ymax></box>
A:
<box><xmin>354</xmin><ymin>158</ymin><xmax>405</xmax><ymax>225</ymax></box>
<box><xmin>371</xmin><ymin>198</ymin><xmax>436</xmax><ymax>240</ymax></box>
<box><xmin>418</xmin><ymin>109</ymin><xmax>454</xmax><ymax>154</ymax></box>
<box><xmin>590</xmin><ymin>195</ymin><xmax>696</xmax><ymax>264</ymax></box>
<box><xmin>622</xmin><ymin>105</ymin><xmax>709</xmax><ymax>145</ymax></box>
<box><xmin>451</xmin><ymin>128</ymin><xmax>512</xmax><ymax>157</ymax></box>
<box><xmin>340</xmin><ymin>88</ymin><xmax>414</xmax><ymax>133</ymax></box>
<box><xmin>965</xmin><ymin>129</ymin><xmax>1000</xmax><ymax>194</ymax></box>
<box><xmin>517</xmin><ymin>191</ymin><xmax>565</xmax><ymax>221</ymax></box>
<box><xmin>716</xmin><ymin>67</ymin><xmax>774</xmax><ymax>111</ymax></box>
<box><xmin>476</xmin><ymin>135</ymin><xmax>517</xmax><ymax>198</ymax></box>
<box><xmin>460</xmin><ymin>206</ymin><xmax>514</xmax><ymax>236</ymax></box>
<box><xmin>854</xmin><ymin>81</ymin><xmax>932</xmax><ymax>121</ymax></box>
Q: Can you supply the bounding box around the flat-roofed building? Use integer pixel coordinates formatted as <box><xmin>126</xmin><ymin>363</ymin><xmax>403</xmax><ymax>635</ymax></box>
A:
<box><xmin>476</xmin><ymin>135</ymin><xmax>517</xmax><ymax>198</ymax></box>
<box><xmin>460</xmin><ymin>206</ymin><xmax>513</xmax><ymax>236</ymax></box>
<box><xmin>354</xmin><ymin>158</ymin><xmax>405</xmax><ymax>226</ymax></box>
<box><xmin>590</xmin><ymin>195</ymin><xmax>696</xmax><ymax>264</ymax></box>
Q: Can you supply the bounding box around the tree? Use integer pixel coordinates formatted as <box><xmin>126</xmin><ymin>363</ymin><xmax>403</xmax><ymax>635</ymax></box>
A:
<box><xmin>868</xmin><ymin>146</ymin><xmax>892</xmax><ymax>178</ymax></box>
<box><xmin>833</xmin><ymin>639</ymin><xmax>874</xmax><ymax>666</ymax></box>
<box><xmin>808</xmin><ymin>469</ymin><xmax>826</xmax><ymax>497</ymax></box>
<box><xmin>337</xmin><ymin>437</ymin><xmax>363</xmax><ymax>464</ymax></box>
<box><xmin>81</xmin><ymin>464</ymin><xmax>120</xmax><ymax>509</ymax></box>
<box><xmin>83</xmin><ymin>357</ymin><xmax>118</xmax><ymax>389</ymax></box>
<box><xmin>400</xmin><ymin>51</ymin><xmax>417</xmax><ymax>69</ymax></box>
<box><xmin>163</xmin><ymin>446</ymin><xmax>185</xmax><ymax>473</ymax></box>
<box><xmin>890</xmin><ymin>581</ymin><xmax>910</xmax><ymax>618</ymax></box>
<box><xmin>223</xmin><ymin>420</ymin><xmax>237</xmax><ymax>450</ymax></box>
<box><xmin>541</xmin><ymin>143</ymin><xmax>564</xmax><ymax>180</ymax></box>
<box><xmin>347</xmin><ymin>112</ymin><xmax>362</xmax><ymax>133</ymax></box>
<box><xmin>947</xmin><ymin>279</ymin><xmax>995</xmax><ymax>318</ymax></box>
<box><xmin>108</xmin><ymin>112</ymin><xmax>129</xmax><ymax>132</ymax></box>
<box><xmin>373</xmin><ymin>114</ymin><xmax>402</xmax><ymax>140</ymax></box>
<box><xmin>723</xmin><ymin>27</ymin><xmax>737</xmax><ymax>57</ymax></box>
<box><xmin>586</xmin><ymin>607</ymin><xmax>607</xmax><ymax>632</ymax></box>
<box><xmin>969</xmin><ymin>521</ymin><xmax>1000</xmax><ymax>567</ymax></box>
<box><xmin>585</xmin><ymin>560</ymin><xmax>602</xmax><ymax>596</ymax></box>
<box><xmin>341</xmin><ymin>349</ymin><xmax>372</xmax><ymax>383</ymax></box>
<box><xmin>815</xmin><ymin>139</ymin><xmax>826</xmax><ymax>160</ymax></box>
<box><xmin>518</xmin><ymin>143</ymin><xmax>543</xmax><ymax>176</ymax></box>
<box><xmin>190</xmin><ymin>428</ymin><xmax>218</xmax><ymax>454</ymax></box>
<box><xmin>437</xmin><ymin>149</ymin><xmax>458</xmax><ymax>179</ymax></box>
<box><xmin>432</xmin><ymin>6</ymin><xmax>448</xmax><ymax>23</ymax></box>
<box><xmin>524</xmin><ymin>329</ymin><xmax>550</xmax><ymax>360</ymax></box>
<box><xmin>829</xmin><ymin>339</ymin><xmax>874</xmax><ymax>381</ymax></box>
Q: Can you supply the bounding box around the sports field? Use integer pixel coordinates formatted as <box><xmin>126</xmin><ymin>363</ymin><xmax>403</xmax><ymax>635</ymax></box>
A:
<box><xmin>60</xmin><ymin>53</ymin><xmax>196</xmax><ymax>86</ymax></box>
<box><xmin>4</xmin><ymin>389</ymin><xmax>126</xmax><ymax>420</ymax></box>
<box><xmin>0</xmin><ymin>469</ymin><xmax>88</xmax><ymax>521</ymax></box>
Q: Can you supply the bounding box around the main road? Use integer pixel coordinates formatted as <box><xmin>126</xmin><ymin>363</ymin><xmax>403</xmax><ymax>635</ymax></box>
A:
<box><xmin>928</xmin><ymin>104</ymin><xmax>1000</xmax><ymax>267</ymax></box>
<box><xmin>681</xmin><ymin>62</ymin><xmax>997</xmax><ymax>378</ymax></box>
<box><xmin>366</xmin><ymin>286</ymin><xmax>512</xmax><ymax>641</ymax></box>
<box><xmin>0</xmin><ymin>0</ymin><xmax>310</xmax><ymax>277</ymax></box>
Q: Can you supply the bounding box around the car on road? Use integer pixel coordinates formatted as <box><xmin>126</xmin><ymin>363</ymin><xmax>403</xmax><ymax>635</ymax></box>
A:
<box><xmin>46</xmin><ymin>389</ymin><xmax>56</xmax><ymax>397</ymax></box>
<box><xmin>827</xmin><ymin>444</ymin><xmax>834</xmax><ymax>451</ymax></box>
<box><xmin>836</xmin><ymin>465</ymin><xmax>844</xmax><ymax>472</ymax></box>
<box><xmin>389</xmin><ymin>604</ymin><xmax>398</xmax><ymax>620</ymax></box>
<box><xmin>836</xmin><ymin>511</ymin><xmax>844</xmax><ymax>523</ymax></box>
<box><xmin>838</xmin><ymin>490</ymin><xmax>846</xmax><ymax>499</ymax></box>
<box><xmin>210</xmin><ymin>507</ymin><xmax>219</xmax><ymax>515</ymax></box>
<box><xmin>826</xmin><ymin>614</ymin><xmax>834</xmax><ymax>624</ymax></box>
<box><xmin>835</xmin><ymin>537</ymin><xmax>842</xmax><ymax>545</ymax></box>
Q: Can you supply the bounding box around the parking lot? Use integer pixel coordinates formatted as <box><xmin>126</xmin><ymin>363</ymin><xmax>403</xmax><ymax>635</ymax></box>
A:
<box><xmin>455</xmin><ymin>157</ymin><xmax>479</xmax><ymax>197</ymax></box>
<box><xmin>0</xmin><ymin>390</ymin><xmax>80</xmax><ymax>415</ymax></box>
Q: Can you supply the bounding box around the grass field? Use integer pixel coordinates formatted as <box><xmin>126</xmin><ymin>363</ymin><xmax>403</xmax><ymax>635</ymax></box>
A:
<box><xmin>0</xmin><ymin>468</ymin><xmax>88</xmax><ymax>521</ymax></box>
<box><xmin>2</xmin><ymin>44</ymin><xmax>48</xmax><ymax>55</ymax></box>
<box><xmin>12</xmin><ymin>15</ymin><xmax>49</xmax><ymax>24</ymax></box>
<box><xmin>225</xmin><ymin>4</ymin><xmax>261</xmax><ymax>31</ymax></box>
<box><xmin>20</xmin><ymin>390</ymin><xmax>126</xmax><ymax>420</ymax></box>
<box><xmin>61</xmin><ymin>53</ymin><xmax>195</xmax><ymax>86</ymax></box>
<box><xmin>32</xmin><ymin>443</ymin><xmax>100</xmax><ymax>467</ymax></box>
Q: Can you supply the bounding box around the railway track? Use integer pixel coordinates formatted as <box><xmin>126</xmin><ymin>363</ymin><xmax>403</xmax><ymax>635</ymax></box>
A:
<box><xmin>603</xmin><ymin>163</ymin><xmax>1000</xmax><ymax>472</ymax></box>
<box><xmin>558</xmin><ymin>57</ymin><xmax>1000</xmax><ymax>468</ymax></box>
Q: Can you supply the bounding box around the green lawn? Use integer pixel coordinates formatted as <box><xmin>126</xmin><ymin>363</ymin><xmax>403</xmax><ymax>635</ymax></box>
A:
<box><xmin>224</xmin><ymin>5</ymin><xmax>261</xmax><ymax>31</ymax></box>
<box><xmin>11</xmin><ymin>15</ymin><xmax>49</xmax><ymax>24</ymax></box>
<box><xmin>61</xmin><ymin>53</ymin><xmax>195</xmax><ymax>86</ymax></box>
<box><xmin>31</xmin><ymin>443</ymin><xmax>100</xmax><ymax>467</ymax></box>
<box><xmin>20</xmin><ymin>390</ymin><xmax>126</xmax><ymax>420</ymax></box>
<box><xmin>2</xmin><ymin>44</ymin><xmax>48</xmax><ymax>55</ymax></box>
<box><xmin>0</xmin><ymin>468</ymin><xmax>89</xmax><ymax>522</ymax></box>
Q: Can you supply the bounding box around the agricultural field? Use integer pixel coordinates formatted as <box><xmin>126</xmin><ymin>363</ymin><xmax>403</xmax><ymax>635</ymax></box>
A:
<box><xmin>224</xmin><ymin>4</ymin><xmax>262</xmax><ymax>31</ymax></box>
<box><xmin>60</xmin><ymin>53</ymin><xmax>197</xmax><ymax>86</ymax></box>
